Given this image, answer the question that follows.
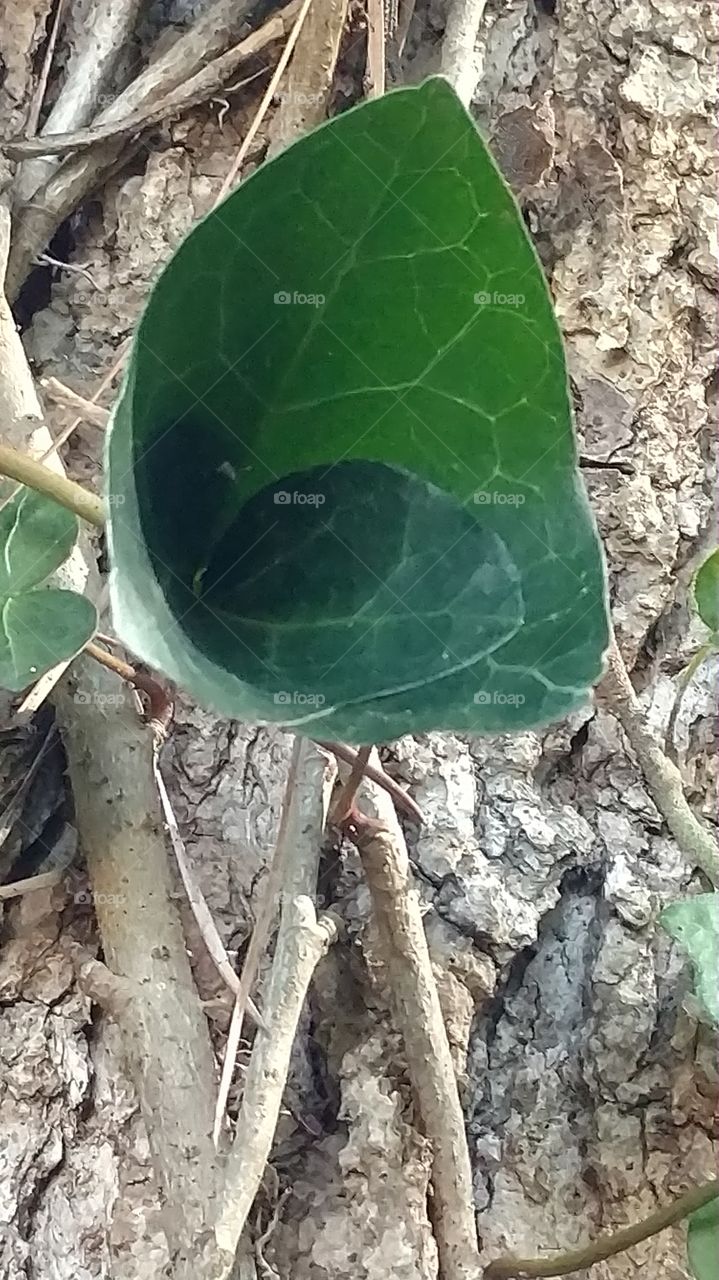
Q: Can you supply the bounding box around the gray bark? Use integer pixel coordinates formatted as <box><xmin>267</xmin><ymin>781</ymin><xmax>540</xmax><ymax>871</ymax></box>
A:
<box><xmin>1</xmin><ymin>0</ymin><xmax>716</xmax><ymax>1276</ymax></box>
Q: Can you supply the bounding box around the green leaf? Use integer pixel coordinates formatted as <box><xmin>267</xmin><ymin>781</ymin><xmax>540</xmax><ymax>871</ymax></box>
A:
<box><xmin>107</xmin><ymin>77</ymin><xmax>609</xmax><ymax>741</ymax></box>
<box><xmin>693</xmin><ymin>549</ymin><xmax>719</xmax><ymax>635</ymax></box>
<box><xmin>688</xmin><ymin>1199</ymin><xmax>719</xmax><ymax>1280</ymax></box>
<box><xmin>0</xmin><ymin>589</ymin><xmax>97</xmax><ymax>691</ymax></box>
<box><xmin>0</xmin><ymin>485</ymin><xmax>97</xmax><ymax>691</ymax></box>
<box><xmin>0</xmin><ymin>486</ymin><xmax>78</xmax><ymax>594</ymax></box>
<box><xmin>661</xmin><ymin>893</ymin><xmax>719</xmax><ymax>1025</ymax></box>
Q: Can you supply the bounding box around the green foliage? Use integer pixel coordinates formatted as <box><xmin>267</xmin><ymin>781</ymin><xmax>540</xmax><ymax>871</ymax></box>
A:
<box><xmin>693</xmin><ymin>548</ymin><xmax>719</xmax><ymax>636</ymax></box>
<box><xmin>687</xmin><ymin>1199</ymin><xmax>719</xmax><ymax>1280</ymax></box>
<box><xmin>661</xmin><ymin>893</ymin><xmax>719</xmax><ymax>1026</ymax></box>
<box><xmin>107</xmin><ymin>77</ymin><xmax>609</xmax><ymax>741</ymax></box>
<box><xmin>0</xmin><ymin>486</ymin><xmax>97</xmax><ymax>691</ymax></box>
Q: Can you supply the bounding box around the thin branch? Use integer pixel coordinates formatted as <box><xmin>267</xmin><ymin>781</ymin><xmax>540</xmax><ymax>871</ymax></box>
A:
<box><xmin>440</xmin><ymin>0</ymin><xmax>489</xmax><ymax>107</ymax></box>
<box><xmin>153</xmin><ymin>760</ymin><xmax>267</xmax><ymax>1029</ymax></box>
<box><xmin>211</xmin><ymin>736</ymin><xmax>301</xmax><ymax>1144</ymax></box>
<box><xmin>62</xmin><ymin>939</ymin><xmax>136</xmax><ymax>1020</ymax></box>
<box><xmin>665</xmin><ymin>641</ymin><xmax>716</xmax><ymax>760</ymax></box>
<box><xmin>0</xmin><ymin>869</ymin><xmax>63</xmax><ymax>900</ymax></box>
<box><xmin>396</xmin><ymin>0</ymin><xmax>417</xmax><ymax>56</ymax></box>
<box><xmin>216</xmin><ymin>0</ymin><xmax>316</xmax><ymax>202</ymax></box>
<box><xmin>0</xmin><ymin>441</ymin><xmax>105</xmax><ymax>525</ymax></box>
<box><xmin>365</xmin><ymin>0</ymin><xmax>386</xmax><ymax>97</ymax></box>
<box><xmin>331</xmin><ymin>743</ymin><xmax>372</xmax><ymax>822</ymax></box>
<box><xmin>213</xmin><ymin>738</ymin><xmax>335</xmax><ymax>1144</ymax></box>
<box><xmin>317</xmin><ymin>740</ymin><xmax>425</xmax><ymax>822</ymax></box>
<box><xmin>342</xmin><ymin>752</ymin><xmax>480</xmax><ymax>1280</ymax></box>
<box><xmin>0</xmin><ymin>199</ymin><xmax>220</xmax><ymax>1276</ymax></box>
<box><xmin>598</xmin><ymin>637</ymin><xmax>719</xmax><ymax>885</ymax></box>
<box><xmin>16</xmin><ymin>0</ymin><xmax>145</xmax><ymax>200</ymax></box>
<box><xmin>484</xmin><ymin>1179</ymin><xmax>719</xmax><ymax>1278</ymax></box>
<box><xmin>215</xmin><ymin>737</ymin><xmax>338</xmax><ymax>1268</ymax></box>
<box><xmin>266</xmin><ymin>0</ymin><xmax>348</xmax><ymax>157</ymax></box>
<box><xmin>82</xmin><ymin>642</ymin><xmax>423</xmax><ymax>821</ymax></box>
<box><xmin>41</xmin><ymin>376</ymin><xmax>111</xmax><ymax>428</ymax></box>
<box><xmin>5</xmin><ymin>0</ymin><xmax>302</xmax><ymax>299</ymax></box>
<box><xmin>6</xmin><ymin>66</ymin><xmax>267</xmax><ymax>162</ymax></box>
<box><xmin>24</xmin><ymin>0</ymin><xmax>68</xmax><ymax>137</ymax></box>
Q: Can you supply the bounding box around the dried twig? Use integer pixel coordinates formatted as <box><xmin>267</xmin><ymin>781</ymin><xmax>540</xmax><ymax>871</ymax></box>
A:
<box><xmin>365</xmin><ymin>0</ymin><xmax>386</xmax><ymax>97</ymax></box>
<box><xmin>317</xmin><ymin>740</ymin><xmax>424</xmax><ymax>821</ymax></box>
<box><xmin>153</xmin><ymin>761</ymin><xmax>267</xmax><ymax>1030</ymax></box>
<box><xmin>213</xmin><ymin>738</ymin><xmax>335</xmax><ymax>1145</ymax></box>
<box><xmin>41</xmin><ymin>376</ymin><xmax>111</xmax><ymax>428</ymax></box>
<box><xmin>5</xmin><ymin>0</ymin><xmax>301</xmax><ymax>298</ymax></box>
<box><xmin>484</xmin><ymin>1179</ymin><xmax>719</xmax><ymax>1279</ymax></box>
<box><xmin>664</xmin><ymin>641</ymin><xmax>715</xmax><ymax>761</ymax></box>
<box><xmin>331</xmin><ymin>743</ymin><xmax>372</xmax><ymax>822</ymax></box>
<box><xmin>266</xmin><ymin>0</ymin><xmax>348</xmax><ymax>155</ymax></box>
<box><xmin>0</xmin><ymin>200</ymin><xmax>220</xmax><ymax>1276</ymax></box>
<box><xmin>6</xmin><ymin>66</ymin><xmax>267</xmax><ymax>162</ymax></box>
<box><xmin>16</xmin><ymin>0</ymin><xmax>145</xmax><ymax>200</ymax></box>
<box><xmin>24</xmin><ymin>0</ymin><xmax>68</xmax><ymax>138</ymax></box>
<box><xmin>216</xmin><ymin>0</ymin><xmax>316</xmax><ymax>201</ymax></box>
<box><xmin>342</xmin><ymin>752</ymin><xmax>480</xmax><ymax>1280</ymax></box>
<box><xmin>0</xmin><ymin>869</ymin><xmax>63</xmax><ymax>900</ymax></box>
<box><xmin>211</xmin><ymin>737</ymin><xmax>301</xmax><ymax>1144</ymax></box>
<box><xmin>440</xmin><ymin>0</ymin><xmax>489</xmax><ymax>107</ymax></box>
<box><xmin>0</xmin><ymin>441</ymin><xmax>105</xmax><ymax>525</ymax></box>
<box><xmin>598</xmin><ymin>637</ymin><xmax>719</xmax><ymax>885</ymax></box>
<box><xmin>215</xmin><ymin>737</ymin><xmax>338</xmax><ymax>1268</ymax></box>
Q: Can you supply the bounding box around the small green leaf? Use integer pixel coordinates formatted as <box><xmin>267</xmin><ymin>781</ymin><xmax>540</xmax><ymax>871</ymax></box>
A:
<box><xmin>661</xmin><ymin>893</ymin><xmax>719</xmax><ymax>1025</ymax></box>
<box><xmin>687</xmin><ymin>1199</ymin><xmax>719</xmax><ymax>1280</ymax></box>
<box><xmin>0</xmin><ymin>590</ymin><xmax>97</xmax><ymax>691</ymax></box>
<box><xmin>0</xmin><ymin>486</ymin><xmax>78</xmax><ymax>595</ymax></box>
<box><xmin>107</xmin><ymin>77</ymin><xmax>609</xmax><ymax>741</ymax></box>
<box><xmin>693</xmin><ymin>549</ymin><xmax>719</xmax><ymax>635</ymax></box>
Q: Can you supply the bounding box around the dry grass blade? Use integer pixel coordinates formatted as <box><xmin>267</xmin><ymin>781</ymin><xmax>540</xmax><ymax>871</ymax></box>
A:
<box><xmin>216</xmin><ymin>0</ymin><xmax>316</xmax><ymax>203</ymax></box>
<box><xmin>154</xmin><ymin>760</ymin><xmax>267</xmax><ymax>1030</ymax></box>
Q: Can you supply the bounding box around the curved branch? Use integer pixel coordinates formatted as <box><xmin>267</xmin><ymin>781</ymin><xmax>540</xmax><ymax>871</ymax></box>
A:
<box><xmin>0</xmin><ymin>441</ymin><xmax>105</xmax><ymax>525</ymax></box>
<box><xmin>598</xmin><ymin>637</ymin><xmax>719</xmax><ymax>885</ymax></box>
<box><xmin>484</xmin><ymin>1179</ymin><xmax>719</xmax><ymax>1278</ymax></box>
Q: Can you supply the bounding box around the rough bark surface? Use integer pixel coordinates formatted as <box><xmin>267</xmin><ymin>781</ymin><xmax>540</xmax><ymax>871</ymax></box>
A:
<box><xmin>1</xmin><ymin>1</ymin><xmax>716</xmax><ymax>1277</ymax></box>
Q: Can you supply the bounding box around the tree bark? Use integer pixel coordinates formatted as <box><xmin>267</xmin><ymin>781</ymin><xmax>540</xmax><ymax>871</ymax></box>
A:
<box><xmin>1</xmin><ymin>1</ymin><xmax>716</xmax><ymax>1277</ymax></box>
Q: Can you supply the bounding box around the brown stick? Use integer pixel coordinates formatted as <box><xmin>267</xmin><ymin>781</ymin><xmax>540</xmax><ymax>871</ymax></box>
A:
<box><xmin>5</xmin><ymin>67</ymin><xmax>266</xmax><ymax>161</ymax></box>
<box><xmin>0</xmin><ymin>441</ymin><xmax>105</xmax><ymax>525</ymax></box>
<box><xmin>365</xmin><ymin>0</ymin><xmax>386</xmax><ymax>97</ymax></box>
<box><xmin>213</xmin><ymin>736</ymin><xmax>304</xmax><ymax>1144</ymax></box>
<box><xmin>5</xmin><ymin>0</ymin><xmax>302</xmax><ymax>298</ymax></box>
<box><xmin>484</xmin><ymin>1179</ymin><xmax>719</xmax><ymax>1278</ymax></box>
<box><xmin>343</xmin><ymin>753</ymin><xmax>480</xmax><ymax>1280</ymax></box>
<box><xmin>215</xmin><ymin>738</ymin><xmax>338</xmax><ymax>1271</ymax></box>
<box><xmin>215</xmin><ymin>0</ymin><xmax>315</xmax><ymax>202</ymax></box>
<box><xmin>331</xmin><ymin>743</ymin><xmax>372</xmax><ymax>822</ymax></box>
<box><xmin>266</xmin><ymin>0</ymin><xmax>348</xmax><ymax>157</ymax></box>
<box><xmin>0</xmin><ymin>200</ymin><xmax>220</xmax><ymax>1275</ymax></box>
<box><xmin>440</xmin><ymin>0</ymin><xmax>489</xmax><ymax>107</ymax></box>
<box><xmin>41</xmin><ymin>376</ymin><xmax>111</xmax><ymax>428</ymax></box>
<box><xmin>598</xmin><ymin>637</ymin><xmax>719</xmax><ymax>885</ymax></box>
<box><xmin>317</xmin><ymin>740</ymin><xmax>424</xmax><ymax>822</ymax></box>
